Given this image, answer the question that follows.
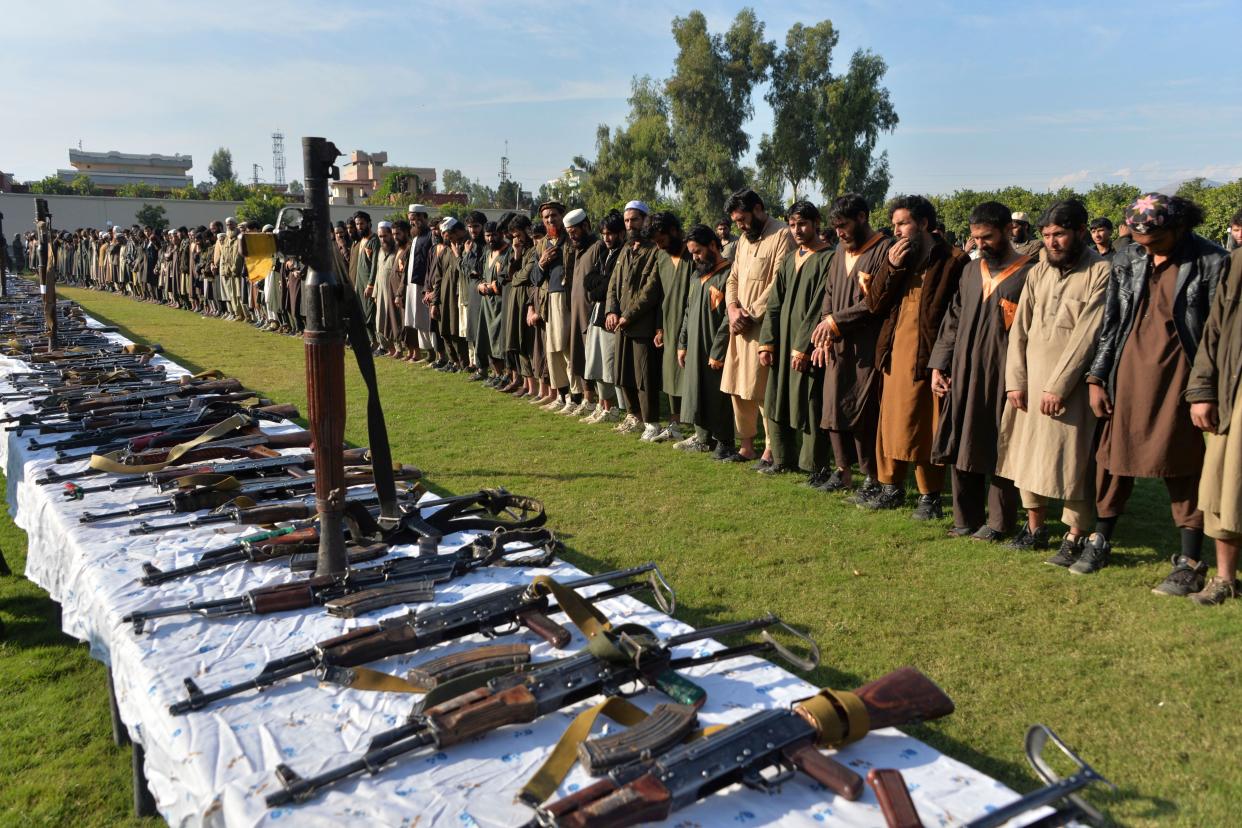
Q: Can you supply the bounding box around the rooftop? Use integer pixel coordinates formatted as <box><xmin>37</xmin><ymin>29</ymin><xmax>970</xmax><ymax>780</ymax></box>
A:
<box><xmin>69</xmin><ymin>149</ymin><xmax>193</xmax><ymax>170</ymax></box>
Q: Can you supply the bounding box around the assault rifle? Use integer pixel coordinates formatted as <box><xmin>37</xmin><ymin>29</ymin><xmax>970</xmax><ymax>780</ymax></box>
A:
<box><xmin>527</xmin><ymin>667</ymin><xmax>956</xmax><ymax>827</ymax></box>
<box><xmin>51</xmin><ymin>377</ymin><xmax>246</xmax><ymax>414</ymax></box>
<box><xmin>27</xmin><ymin>402</ymin><xmax>297</xmax><ymax>452</ymax></box>
<box><xmin>78</xmin><ymin>464</ymin><xmax>420</xmax><ymax>524</ymax></box>
<box><xmin>123</xmin><ymin>526</ymin><xmax>561</xmax><ymax>633</ymax></box>
<box><xmin>169</xmin><ymin>563</ymin><xmax>673</xmax><ymax>715</ymax></box>
<box><xmin>265</xmin><ymin>614</ymin><xmax>817</xmax><ymax>807</ymax></box>
<box><xmin>4</xmin><ymin>391</ymin><xmax>264</xmax><ymax>433</ymax></box>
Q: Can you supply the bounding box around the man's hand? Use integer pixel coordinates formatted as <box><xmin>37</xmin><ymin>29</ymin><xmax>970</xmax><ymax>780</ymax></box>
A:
<box><xmin>810</xmin><ymin>345</ymin><xmax>830</xmax><ymax>368</ymax></box>
<box><xmin>810</xmin><ymin>317</ymin><xmax>836</xmax><ymax>348</ymax></box>
<box><xmin>1008</xmin><ymin>389</ymin><xmax>1027</xmax><ymax>412</ymax></box>
<box><xmin>364</xmin><ymin>284</ymin><xmax>374</xmax><ymax>298</ymax></box>
<box><xmin>605</xmin><ymin>313</ymin><xmax>618</xmax><ymax>332</ymax></box>
<box><xmin>430</xmin><ymin>306</ymin><xmax>438</xmax><ymax>320</ymax></box>
<box><xmin>759</xmin><ymin>350</ymin><xmax>774</xmax><ymax>367</ymax></box>
<box><xmin>931</xmin><ymin>368</ymin><xmax>951</xmax><ymax>398</ymax></box>
<box><xmin>538</xmin><ymin>243</ymin><xmax>559</xmax><ymax>268</ymax></box>
<box><xmin>887</xmin><ymin>236</ymin><xmax>913</xmax><ymax>267</ymax></box>
<box><xmin>617</xmin><ymin>316</ymin><xmax>629</xmax><ymax>330</ymax></box>
<box><xmin>791</xmin><ymin>353</ymin><xmax>810</xmax><ymax>373</ymax></box>
<box><xmin>677</xmin><ymin>349</ymin><xmax>686</xmax><ymax>368</ymax></box>
<box><xmin>1191</xmin><ymin>401</ymin><xmax>1220</xmax><ymax>432</ymax></box>
<box><xmin>708</xmin><ymin>357</ymin><xmax>723</xmax><ymax>371</ymax></box>
<box><xmin>1040</xmin><ymin>392</ymin><xmax>1065</xmax><ymax>417</ymax></box>
<box><xmin>1088</xmin><ymin>384</ymin><xmax>1112</xmax><ymax>418</ymax></box>
<box><xmin>653</xmin><ymin>329</ymin><xmax>664</xmax><ymax>348</ymax></box>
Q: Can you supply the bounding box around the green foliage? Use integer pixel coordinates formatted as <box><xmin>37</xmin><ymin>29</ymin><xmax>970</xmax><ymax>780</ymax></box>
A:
<box><xmin>287</xmin><ymin>180</ymin><xmax>304</xmax><ymax>196</ymax></box>
<box><xmin>208</xmin><ymin>179</ymin><xmax>249</xmax><ymax>202</ymax></box>
<box><xmin>919</xmin><ymin>183</ymin><xmax>1144</xmax><ymax>238</ymax></box>
<box><xmin>168</xmin><ymin>183</ymin><xmax>202</xmax><ymax>200</ymax></box>
<box><xmin>1083</xmin><ymin>182</ymin><xmax>1141</xmax><ymax>227</ymax></box>
<box><xmin>815</xmin><ymin>49</ymin><xmax>898</xmax><ymax>208</ymax></box>
<box><xmin>69</xmin><ymin>174</ymin><xmax>99</xmax><ymax>196</ymax></box>
<box><xmin>235</xmin><ymin>186</ymin><xmax>286</xmax><ymax>228</ymax></box>
<box><xmin>116</xmin><ymin>183</ymin><xmax>157</xmax><ymax>199</ymax></box>
<box><xmin>666</xmin><ymin>9</ymin><xmax>775</xmax><ymax>224</ymax></box>
<box><xmin>134</xmin><ymin>203</ymin><xmax>169</xmax><ymax>231</ymax></box>
<box><xmin>1187</xmin><ymin>178</ymin><xmax>1242</xmax><ymax>243</ymax></box>
<box><xmin>443</xmin><ymin>168</ymin><xmax>496</xmax><ymax>207</ymax></box>
<box><xmin>577</xmin><ymin>76</ymin><xmax>674</xmax><ymax>222</ymax></box>
<box><xmin>28</xmin><ymin>175</ymin><xmax>72</xmax><ymax>195</ymax></box>
<box><xmin>208</xmin><ymin>147</ymin><xmax>235</xmax><ymax>183</ymax></box>
<box><xmin>366</xmin><ymin>169</ymin><xmax>430</xmax><ymax>206</ymax></box>
<box><xmin>496</xmin><ymin>180</ymin><xmax>526</xmax><ymax>211</ymax></box>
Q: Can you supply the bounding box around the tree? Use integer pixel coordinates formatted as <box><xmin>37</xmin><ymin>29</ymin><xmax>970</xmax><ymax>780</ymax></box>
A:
<box><xmin>665</xmin><ymin>9</ymin><xmax>775</xmax><ymax>223</ymax></box>
<box><xmin>1083</xmin><ymin>182</ymin><xmax>1140</xmax><ymax>226</ymax></box>
<box><xmin>209</xmin><ymin>147</ymin><xmax>235</xmax><ymax>183</ymax></box>
<box><xmin>1191</xmin><ymin>178</ymin><xmax>1242</xmax><ymax>243</ymax></box>
<box><xmin>116</xmin><ymin>182</ymin><xmax>157</xmax><ymax>198</ymax></box>
<box><xmin>814</xmin><ymin>49</ymin><xmax>898</xmax><ymax>208</ymax></box>
<box><xmin>441</xmin><ymin>169</ymin><xmax>472</xmax><ymax>194</ymax></box>
<box><xmin>577</xmin><ymin>76</ymin><xmax>675</xmax><ymax>221</ymax></box>
<box><xmin>209</xmin><ymin>179</ymin><xmax>249</xmax><ymax>201</ymax></box>
<box><xmin>236</xmin><ymin>186</ymin><xmax>285</xmax><ymax>227</ymax></box>
<box><xmin>168</xmin><ymin>183</ymin><xmax>202</xmax><ymax>200</ymax></box>
<box><xmin>287</xmin><ymin>180</ymin><xmax>304</xmax><ymax>196</ymax></box>
<box><xmin>757</xmin><ymin>21</ymin><xmax>838</xmax><ymax>202</ymax></box>
<box><xmin>69</xmin><ymin>174</ymin><xmax>99</xmax><ymax>196</ymax></box>
<box><xmin>497</xmin><ymin>180</ymin><xmax>523</xmax><ymax>210</ymax></box>
<box><xmin>28</xmin><ymin>175</ymin><xmax>72</xmax><ymax>195</ymax></box>
<box><xmin>135</xmin><ymin>203</ymin><xmax>169</xmax><ymax>231</ymax></box>
<box><xmin>366</xmin><ymin>170</ymin><xmax>429</xmax><ymax>206</ymax></box>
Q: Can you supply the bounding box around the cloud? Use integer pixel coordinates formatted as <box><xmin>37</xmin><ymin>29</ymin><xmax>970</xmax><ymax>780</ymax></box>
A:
<box><xmin>1048</xmin><ymin>170</ymin><xmax>1092</xmax><ymax>189</ymax></box>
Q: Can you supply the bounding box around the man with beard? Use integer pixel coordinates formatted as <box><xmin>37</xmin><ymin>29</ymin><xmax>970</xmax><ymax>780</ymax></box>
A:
<box><xmin>533</xmin><ymin>201</ymin><xmax>577</xmax><ymax>409</ymax></box>
<box><xmin>479</xmin><ymin>220</ymin><xmax>511</xmax><ymax>386</ymax></box>
<box><xmin>369</xmin><ymin>221</ymin><xmax>401</xmax><ymax>355</ymax></box>
<box><xmin>1089</xmin><ymin>217</ymin><xmax>1115</xmax><ymax>258</ymax></box>
<box><xmin>649</xmin><ymin>211</ymin><xmax>692</xmax><ymax>443</ymax></box>
<box><xmin>428</xmin><ymin>217</ymin><xmax>468</xmax><ymax>371</ymax></box>
<box><xmin>809</xmin><ymin>194</ymin><xmax>892</xmax><ymax>497</ymax></box>
<box><xmin>503</xmin><ymin>215</ymin><xmax>538</xmax><ymax>396</ymax></box>
<box><xmin>562</xmin><ymin>208</ymin><xmax>605</xmax><ymax>418</ymax></box>
<box><xmin>1009</xmin><ymin>211</ymin><xmax>1043</xmax><ymax>257</ymax></box>
<box><xmin>348</xmin><ymin>211</ymin><xmax>379</xmax><ymax>350</ymax></box>
<box><xmin>758</xmin><ymin>201</ymin><xmax>832</xmax><ymax>475</ymax></box>
<box><xmin>930</xmin><ymin>201</ymin><xmax>1033</xmax><ymax>541</ymax></box>
<box><xmin>1184</xmin><ymin>245</ymin><xmax>1242</xmax><ymax>604</ymax></box>
<box><xmin>581</xmin><ymin>211</ymin><xmax>625</xmax><ymax>424</ymax></box>
<box><xmin>679</xmin><ymin>224</ymin><xmax>736</xmax><ymax>456</ymax></box>
<box><xmin>1084</xmin><ymin>194</ymin><xmax>1228</xmax><ymax>583</ymax></box>
<box><xmin>403</xmin><ymin>205</ymin><xmax>435</xmax><ymax>363</ymax></box>
<box><xmin>715</xmin><ymin>218</ymin><xmax>737</xmax><ymax>261</ymax></box>
<box><xmin>462</xmin><ymin>211</ymin><xmax>490</xmax><ymax>379</ymax></box>
<box><xmin>605</xmin><ymin>200</ymin><xmax>664</xmax><ymax>439</ymax></box>
<box><xmin>863</xmin><ymin>195</ymin><xmax>966</xmax><ymax>519</ymax></box>
<box><xmin>997</xmin><ymin>199</ymin><xmax>1111</xmax><ymax>565</ymax></box>
<box><xmin>719</xmin><ymin>188</ymin><xmax>795</xmax><ymax>464</ymax></box>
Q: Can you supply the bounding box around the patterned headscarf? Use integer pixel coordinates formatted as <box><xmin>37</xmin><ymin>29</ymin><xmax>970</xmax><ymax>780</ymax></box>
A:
<box><xmin>1125</xmin><ymin>193</ymin><xmax>1171</xmax><ymax>234</ymax></box>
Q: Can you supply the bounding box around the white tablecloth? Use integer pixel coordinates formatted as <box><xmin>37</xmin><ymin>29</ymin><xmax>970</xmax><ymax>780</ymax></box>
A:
<box><xmin>1</xmin><ymin>321</ymin><xmax>1039</xmax><ymax>828</ymax></box>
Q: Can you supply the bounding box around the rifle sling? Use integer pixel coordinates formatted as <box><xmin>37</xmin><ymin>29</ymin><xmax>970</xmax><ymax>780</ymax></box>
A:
<box><xmin>797</xmin><ymin>687</ymin><xmax>871</xmax><ymax>749</ymax></box>
<box><xmin>87</xmin><ymin>413</ymin><xmax>252</xmax><ymax>473</ymax></box>
<box><xmin>340</xmin><ymin>281</ymin><xmax>398</xmax><ymax>522</ymax></box>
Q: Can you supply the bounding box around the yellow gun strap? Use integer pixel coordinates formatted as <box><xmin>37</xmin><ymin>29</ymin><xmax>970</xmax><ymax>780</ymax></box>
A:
<box><xmin>86</xmin><ymin>413</ymin><xmax>251</xmax><ymax>474</ymax></box>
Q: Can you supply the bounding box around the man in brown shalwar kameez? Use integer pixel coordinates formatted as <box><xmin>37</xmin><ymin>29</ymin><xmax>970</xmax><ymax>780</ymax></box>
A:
<box><xmin>1083</xmin><ymin>194</ymin><xmax>1228</xmax><ymax>584</ymax></box>
<box><xmin>605</xmin><ymin>200</ymin><xmax>664</xmax><ymax>439</ymax></box>
<box><xmin>862</xmin><ymin>195</ymin><xmax>967</xmax><ymax>519</ymax></box>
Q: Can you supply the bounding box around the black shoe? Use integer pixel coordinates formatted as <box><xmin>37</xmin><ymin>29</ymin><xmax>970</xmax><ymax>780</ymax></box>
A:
<box><xmin>711</xmin><ymin>443</ymin><xmax>737</xmax><ymax>461</ymax></box>
<box><xmin>468</xmin><ymin>371</ymin><xmax>486</xmax><ymax>382</ymax></box>
<box><xmin>816</xmin><ymin>469</ymin><xmax>852</xmax><ymax>493</ymax></box>
<box><xmin>860</xmin><ymin>484</ymin><xmax>905</xmax><ymax>511</ymax></box>
<box><xmin>911</xmin><ymin>492</ymin><xmax>943</xmax><ymax>521</ymax></box>
<box><xmin>1045</xmin><ymin>535</ymin><xmax>1085</xmax><ymax>567</ymax></box>
<box><xmin>751</xmin><ymin>458</ymin><xmax>774</xmax><ymax>472</ymax></box>
<box><xmin>804</xmin><ymin>468</ymin><xmax>830</xmax><ymax>488</ymax></box>
<box><xmin>1005</xmin><ymin>523</ymin><xmax>1050</xmax><ymax>551</ymax></box>
<box><xmin>757</xmin><ymin>463</ymin><xmax>793</xmax><ymax>476</ymax></box>
<box><xmin>971</xmin><ymin>526</ymin><xmax>1006</xmax><ymax>543</ymax></box>
<box><xmin>845</xmin><ymin>476</ymin><xmax>880</xmax><ymax>505</ymax></box>
<box><xmin>1151</xmin><ymin>554</ymin><xmax>1208</xmax><ymax>595</ymax></box>
<box><xmin>1069</xmin><ymin>534</ymin><xmax>1111</xmax><ymax>575</ymax></box>
<box><xmin>947</xmin><ymin>525</ymin><xmax>980</xmax><ymax>538</ymax></box>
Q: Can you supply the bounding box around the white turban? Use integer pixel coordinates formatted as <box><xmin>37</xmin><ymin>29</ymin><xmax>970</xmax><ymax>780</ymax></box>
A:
<box><xmin>623</xmin><ymin>200</ymin><xmax>650</xmax><ymax>215</ymax></box>
<box><xmin>439</xmin><ymin>217</ymin><xmax>459</xmax><ymax>232</ymax></box>
<box><xmin>563</xmin><ymin>208</ymin><xmax>588</xmax><ymax>228</ymax></box>
<box><xmin>378</xmin><ymin>221</ymin><xmax>393</xmax><ymax>230</ymax></box>
<box><xmin>408</xmin><ymin>204</ymin><xmax>429</xmax><ymax>215</ymax></box>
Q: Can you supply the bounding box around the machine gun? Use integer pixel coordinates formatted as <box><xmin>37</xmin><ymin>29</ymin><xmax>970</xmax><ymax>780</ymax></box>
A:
<box><xmin>169</xmin><ymin>564</ymin><xmax>673</xmax><ymax>715</ymax></box>
<box><xmin>265</xmin><ymin>614</ymin><xmax>817</xmax><ymax>807</ymax></box>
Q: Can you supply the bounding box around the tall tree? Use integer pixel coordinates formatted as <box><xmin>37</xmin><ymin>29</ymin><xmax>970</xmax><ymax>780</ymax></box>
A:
<box><xmin>577</xmin><ymin>75</ymin><xmax>674</xmax><ymax>220</ymax></box>
<box><xmin>209</xmin><ymin>147</ymin><xmax>235</xmax><ymax>183</ymax></box>
<box><xmin>1083</xmin><ymin>182</ymin><xmax>1140</xmax><ymax>226</ymax></box>
<box><xmin>665</xmin><ymin>9</ymin><xmax>774</xmax><ymax>223</ymax></box>
<box><xmin>441</xmin><ymin>169</ymin><xmax>472</xmax><ymax>194</ymax></box>
<box><xmin>814</xmin><ymin>49</ymin><xmax>898</xmax><ymax>208</ymax></box>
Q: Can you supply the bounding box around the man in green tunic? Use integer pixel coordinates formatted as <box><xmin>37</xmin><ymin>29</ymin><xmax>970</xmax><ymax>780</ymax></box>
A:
<box><xmin>758</xmin><ymin>201</ymin><xmax>832</xmax><ymax>475</ymax></box>
<box><xmin>678</xmin><ymin>224</ymin><xmax>735</xmax><ymax>457</ymax></box>
<box><xmin>649</xmin><ymin>212</ymin><xmax>693</xmax><ymax>444</ymax></box>
<box><xmin>348</xmin><ymin>211</ymin><xmax>379</xmax><ymax>351</ymax></box>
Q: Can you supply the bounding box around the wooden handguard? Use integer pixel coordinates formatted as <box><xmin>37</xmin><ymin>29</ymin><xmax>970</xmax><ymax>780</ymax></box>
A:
<box><xmin>785</xmin><ymin>742</ymin><xmax>863</xmax><ymax>800</ymax></box>
<box><xmin>255</xmin><ymin>428</ymin><xmax>314</xmax><ymax>448</ymax></box>
<box><xmin>236</xmin><ymin>502</ymin><xmax>317</xmax><ymax>525</ymax></box>
<box><xmin>518</xmin><ymin>608</ymin><xmax>571</xmax><ymax>648</ymax></box>
<box><xmin>426</xmin><ymin>684</ymin><xmax>538</xmax><ymax>747</ymax></box>
<box><xmin>321</xmin><ymin>623</ymin><xmax>418</xmax><ymax>668</ymax></box>
<box><xmin>256</xmin><ymin>403</ymin><xmax>300</xmax><ymax>419</ymax></box>
<box><xmin>867</xmin><ymin>768</ymin><xmax>924</xmax><ymax>828</ymax></box>
<box><xmin>561</xmin><ymin>774</ymin><xmax>673</xmax><ymax>828</ymax></box>
<box><xmin>249</xmin><ymin>577</ymin><xmax>332</xmax><ymax>614</ymax></box>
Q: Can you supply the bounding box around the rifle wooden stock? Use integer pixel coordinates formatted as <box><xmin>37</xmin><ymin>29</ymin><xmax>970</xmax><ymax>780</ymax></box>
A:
<box><xmin>868</xmin><ymin>769</ymin><xmax>924</xmax><ymax>828</ymax></box>
<box><xmin>851</xmin><ymin>667</ymin><xmax>956</xmax><ymax>729</ymax></box>
<box><xmin>564</xmin><ymin>775</ymin><xmax>673</xmax><ymax>828</ymax></box>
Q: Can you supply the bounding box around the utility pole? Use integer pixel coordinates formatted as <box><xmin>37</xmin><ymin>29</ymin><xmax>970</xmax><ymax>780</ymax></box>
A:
<box><xmin>251</xmin><ymin>163</ymin><xmax>263</xmax><ymax>186</ymax></box>
<box><xmin>499</xmin><ymin>140</ymin><xmax>516</xmax><ymax>209</ymax></box>
<box><xmin>272</xmin><ymin>131</ymin><xmax>286</xmax><ymax>187</ymax></box>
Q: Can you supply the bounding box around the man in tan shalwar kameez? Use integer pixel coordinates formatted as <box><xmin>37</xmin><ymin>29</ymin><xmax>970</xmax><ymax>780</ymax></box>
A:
<box><xmin>719</xmin><ymin>188</ymin><xmax>795</xmax><ymax>466</ymax></box>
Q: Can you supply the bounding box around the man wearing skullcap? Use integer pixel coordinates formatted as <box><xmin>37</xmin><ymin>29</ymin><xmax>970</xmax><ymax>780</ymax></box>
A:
<box><xmin>402</xmin><ymin>204</ymin><xmax>436</xmax><ymax>362</ymax></box>
<box><xmin>606</xmin><ymin>200</ymin><xmax>665</xmax><ymax>439</ymax></box>
<box><xmin>562</xmin><ymin>207</ymin><xmax>607</xmax><ymax>418</ymax></box>
<box><xmin>1083</xmin><ymin>193</ymin><xmax>1228</xmax><ymax>585</ymax></box>
<box><xmin>533</xmin><ymin>201</ymin><xmax>577</xmax><ymax>410</ymax></box>
<box><xmin>371</xmin><ymin>221</ymin><xmax>401</xmax><ymax>355</ymax></box>
<box><xmin>648</xmin><ymin>211</ymin><xmax>693</xmax><ymax>443</ymax></box>
<box><xmin>215</xmin><ymin>217</ymin><xmax>246</xmax><ymax>321</ymax></box>
<box><xmin>1008</xmin><ymin>211</ymin><xmax>1043</xmax><ymax>257</ymax></box>
<box><xmin>461</xmin><ymin>211</ymin><xmax>491</xmax><ymax>379</ymax></box>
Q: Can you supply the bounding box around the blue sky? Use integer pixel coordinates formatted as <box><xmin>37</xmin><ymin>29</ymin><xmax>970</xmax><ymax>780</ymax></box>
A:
<box><xmin>5</xmin><ymin>0</ymin><xmax>1240</xmax><ymax>199</ymax></box>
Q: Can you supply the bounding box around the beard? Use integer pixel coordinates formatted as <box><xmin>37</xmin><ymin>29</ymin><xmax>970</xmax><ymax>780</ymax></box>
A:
<box><xmin>380</xmin><ymin>237</ymin><xmax>396</xmax><ymax>253</ymax></box>
<box><xmin>1046</xmin><ymin>237</ymin><xmax>1085</xmax><ymax>267</ymax></box>
<box><xmin>626</xmin><ymin>227</ymin><xmax>644</xmax><ymax>243</ymax></box>
<box><xmin>743</xmin><ymin>222</ymin><xmax>763</xmax><ymax>243</ymax></box>
<box><xmin>980</xmin><ymin>245</ymin><xmax>1005</xmax><ymax>266</ymax></box>
<box><xmin>489</xmin><ymin>238</ymin><xmax>506</xmax><ymax>250</ymax></box>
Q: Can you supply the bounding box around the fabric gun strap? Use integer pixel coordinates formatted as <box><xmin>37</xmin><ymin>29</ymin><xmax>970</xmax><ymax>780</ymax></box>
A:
<box><xmin>86</xmin><ymin>413</ymin><xmax>252</xmax><ymax>474</ymax></box>
<box><xmin>340</xmin><ymin>285</ymin><xmax>398</xmax><ymax>521</ymax></box>
<box><xmin>798</xmin><ymin>688</ymin><xmax>871</xmax><ymax>748</ymax></box>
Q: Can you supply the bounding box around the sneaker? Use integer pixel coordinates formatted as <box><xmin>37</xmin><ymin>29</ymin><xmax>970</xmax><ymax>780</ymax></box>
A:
<box><xmin>599</xmin><ymin>408</ymin><xmax>622</xmax><ymax>424</ymax></box>
<box><xmin>1068</xmin><ymin>534</ymin><xmax>1110</xmax><ymax>575</ymax></box>
<box><xmin>542</xmin><ymin>397</ymin><xmax>566</xmax><ymax>412</ymax></box>
<box><xmin>971</xmin><ymin>526</ymin><xmax>1006</xmax><ymax>543</ymax></box>
<box><xmin>711</xmin><ymin>443</ymin><xmax>738</xmax><ymax>461</ymax></box>
<box><xmin>674</xmin><ymin>435</ymin><xmax>709</xmax><ymax>452</ymax></box>
<box><xmin>815</xmin><ymin>469</ymin><xmax>853</xmax><ymax>493</ymax></box>
<box><xmin>751</xmin><ymin>458</ymin><xmax>774</xmax><ymax>472</ymax></box>
<box><xmin>581</xmin><ymin>406</ymin><xmax>606</xmax><ymax>424</ymax></box>
<box><xmin>1045</xmin><ymin>535</ymin><xmax>1085</xmax><ymax>567</ymax></box>
<box><xmin>1151</xmin><ymin>555</ymin><xmax>1208</xmax><ymax>596</ymax></box>
<box><xmin>844</xmin><ymin>476</ymin><xmax>880</xmax><ymax>505</ymax></box>
<box><xmin>911</xmin><ymin>493</ymin><xmax>943</xmax><ymax>521</ymax></box>
<box><xmin>860</xmin><ymin>484</ymin><xmax>905</xmax><ymax>511</ymax></box>
<box><xmin>757</xmin><ymin>463</ymin><xmax>794</xmax><ymax>476</ymax></box>
<box><xmin>560</xmin><ymin>401</ymin><xmax>586</xmax><ymax>416</ymax></box>
<box><xmin>651</xmin><ymin>422</ymin><xmax>684</xmax><ymax>444</ymax></box>
<box><xmin>804</xmin><ymin>468</ymin><xmax>831</xmax><ymax>488</ymax></box>
<box><xmin>1190</xmin><ymin>576</ymin><xmax>1240</xmax><ymax>606</ymax></box>
<box><xmin>1005</xmin><ymin>523</ymin><xmax>1050</xmax><ymax>551</ymax></box>
<box><xmin>947</xmin><ymin>525</ymin><xmax>980</xmax><ymax>538</ymax></box>
<box><xmin>467</xmin><ymin>371</ymin><xmax>486</xmax><ymax>382</ymax></box>
<box><xmin>615</xmin><ymin>414</ymin><xmax>641</xmax><ymax>434</ymax></box>
<box><xmin>640</xmin><ymin>423</ymin><xmax>662</xmax><ymax>442</ymax></box>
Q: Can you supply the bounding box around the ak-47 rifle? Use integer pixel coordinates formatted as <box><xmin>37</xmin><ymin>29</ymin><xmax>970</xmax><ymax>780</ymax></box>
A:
<box><xmin>122</xmin><ymin>526</ymin><xmax>561</xmax><ymax>634</ymax></box>
<box><xmin>169</xmin><ymin>563</ymin><xmax>673</xmax><ymax>715</ymax></box>
<box><xmin>13</xmin><ymin>392</ymin><xmax>270</xmax><ymax>435</ymax></box>
<box><xmin>265</xmin><ymin>614</ymin><xmax>817</xmax><ymax>807</ymax></box>
<box><xmin>527</xmin><ymin>667</ymin><xmax>956</xmax><ymax>827</ymax></box>
<box><xmin>27</xmin><ymin>401</ymin><xmax>297</xmax><ymax>452</ymax></box>
<box><xmin>35</xmin><ymin>198</ymin><xmax>54</xmax><ymax>348</ymax></box>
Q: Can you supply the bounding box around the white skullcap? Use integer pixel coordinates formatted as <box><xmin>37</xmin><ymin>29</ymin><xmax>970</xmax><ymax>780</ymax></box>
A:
<box><xmin>563</xmin><ymin>208</ymin><xmax>588</xmax><ymax>227</ymax></box>
<box><xmin>623</xmin><ymin>200</ymin><xmax>650</xmax><ymax>215</ymax></box>
<box><xmin>378</xmin><ymin>221</ymin><xmax>393</xmax><ymax>230</ymax></box>
<box><xmin>1011</xmin><ymin>211</ymin><xmax>1029</xmax><ymax>223</ymax></box>
<box><xmin>439</xmin><ymin>217</ymin><xmax>459</xmax><ymax>232</ymax></box>
<box><xmin>225</xmin><ymin>216</ymin><xmax>237</xmax><ymax>224</ymax></box>
<box><xmin>262</xmin><ymin>224</ymin><xmax>274</xmax><ymax>232</ymax></box>
<box><xmin>408</xmin><ymin>204</ymin><xmax>429</xmax><ymax>215</ymax></box>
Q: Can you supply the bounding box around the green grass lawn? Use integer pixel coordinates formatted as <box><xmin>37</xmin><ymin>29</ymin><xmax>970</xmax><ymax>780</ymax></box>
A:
<box><xmin>2</xmin><ymin>284</ymin><xmax>1239</xmax><ymax>826</ymax></box>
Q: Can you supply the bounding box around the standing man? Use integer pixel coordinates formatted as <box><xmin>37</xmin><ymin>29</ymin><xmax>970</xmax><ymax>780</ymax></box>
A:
<box><xmin>563</xmin><ymin>208</ymin><xmax>605</xmax><ymax>418</ymax></box>
<box><xmin>678</xmin><ymin>224</ymin><xmax>736</xmax><ymax>457</ymax></box>
<box><xmin>479</xmin><ymin>220</ymin><xmax>510</xmax><ymax>385</ymax></box>
<box><xmin>929</xmin><ymin>201</ymin><xmax>1032</xmax><ymax>540</ymax></box>
<box><xmin>402</xmin><ymin>205</ymin><xmax>435</xmax><ymax>363</ymax></box>
<box><xmin>809</xmin><ymin>194</ymin><xmax>891</xmax><ymax>497</ymax></box>
<box><xmin>1089</xmin><ymin>217</ymin><xmax>1115</xmax><ymax>257</ymax></box>
<box><xmin>1085</xmin><ymin>194</ymin><xmax>1228</xmax><ymax>583</ymax></box>
<box><xmin>215</xmin><ymin>218</ymin><xmax>245</xmax><ymax>320</ymax></box>
<box><xmin>715</xmin><ymin>219</ymin><xmax>737</xmax><ymax>262</ymax></box>
<box><xmin>429</xmin><ymin>217</ymin><xmax>467</xmax><ymax>371</ymax></box>
<box><xmin>533</xmin><ymin>201</ymin><xmax>576</xmax><ymax>410</ymax></box>
<box><xmin>1009</xmin><ymin>211</ymin><xmax>1043</xmax><ymax>257</ymax></box>
<box><xmin>605</xmin><ymin>200</ymin><xmax>664</xmax><ymax>439</ymax></box>
<box><xmin>863</xmin><ymin>195</ymin><xmax>966</xmax><ymax>519</ymax></box>
<box><xmin>581</xmin><ymin>211</ymin><xmax>625</xmax><ymax>424</ymax></box>
<box><xmin>1184</xmin><ymin>245</ymin><xmax>1242</xmax><ymax>604</ymax></box>
<box><xmin>348</xmin><ymin>211</ymin><xmax>379</xmax><ymax>349</ymax></box>
<box><xmin>371</xmin><ymin>221</ymin><xmax>401</xmax><ymax>356</ymax></box>
<box><xmin>719</xmin><ymin>188</ymin><xmax>795</xmax><ymax>465</ymax></box>
<box><xmin>462</xmin><ymin>211</ymin><xmax>489</xmax><ymax>379</ymax></box>
<box><xmin>649</xmin><ymin>211</ymin><xmax>692</xmax><ymax>443</ymax></box>
<box><xmin>998</xmin><ymin>199</ymin><xmax>1111</xmax><ymax>565</ymax></box>
<box><xmin>759</xmin><ymin>201</ymin><xmax>831</xmax><ymax>476</ymax></box>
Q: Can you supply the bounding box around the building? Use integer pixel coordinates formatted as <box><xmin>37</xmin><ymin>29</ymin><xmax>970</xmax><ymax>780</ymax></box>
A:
<box><xmin>329</xmin><ymin>150</ymin><xmax>436</xmax><ymax>206</ymax></box>
<box><xmin>58</xmin><ymin>150</ymin><xmax>193</xmax><ymax>195</ymax></box>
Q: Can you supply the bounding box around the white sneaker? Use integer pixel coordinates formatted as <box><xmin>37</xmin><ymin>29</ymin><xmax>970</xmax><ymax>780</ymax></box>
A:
<box><xmin>600</xmin><ymin>408</ymin><xmax>622</xmax><ymax>424</ymax></box>
<box><xmin>673</xmin><ymin>434</ymin><xmax>703</xmax><ymax>451</ymax></box>
<box><xmin>574</xmin><ymin>403</ymin><xmax>597</xmax><ymax>420</ymax></box>
<box><xmin>559</xmin><ymin>400</ymin><xmax>583</xmax><ymax>416</ymax></box>
<box><xmin>581</xmin><ymin>406</ymin><xmax>604</xmax><ymax>424</ymax></box>
<box><xmin>615</xmin><ymin>414</ymin><xmax>641</xmax><ymax>434</ymax></box>
<box><xmin>640</xmin><ymin>423</ymin><xmax>661</xmax><ymax>442</ymax></box>
<box><xmin>650</xmin><ymin>422</ymin><xmax>684</xmax><ymax>444</ymax></box>
<box><xmin>542</xmin><ymin>398</ymin><xmax>565</xmax><ymax>412</ymax></box>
